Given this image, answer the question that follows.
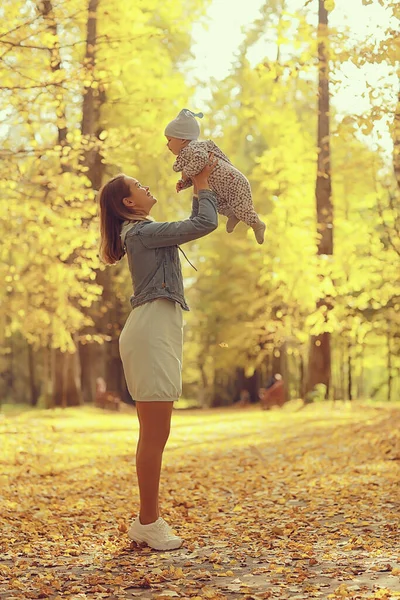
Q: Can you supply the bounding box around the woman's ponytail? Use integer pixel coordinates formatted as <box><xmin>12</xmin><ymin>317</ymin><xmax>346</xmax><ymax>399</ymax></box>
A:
<box><xmin>98</xmin><ymin>175</ymin><xmax>132</xmax><ymax>265</ymax></box>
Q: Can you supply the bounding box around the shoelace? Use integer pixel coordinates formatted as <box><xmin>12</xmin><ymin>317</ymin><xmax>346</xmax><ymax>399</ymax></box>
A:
<box><xmin>156</xmin><ymin>518</ymin><xmax>176</xmax><ymax>536</ymax></box>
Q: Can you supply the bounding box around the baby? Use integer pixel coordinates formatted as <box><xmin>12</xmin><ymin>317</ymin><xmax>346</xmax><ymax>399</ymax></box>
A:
<box><xmin>165</xmin><ymin>109</ymin><xmax>266</xmax><ymax>244</ymax></box>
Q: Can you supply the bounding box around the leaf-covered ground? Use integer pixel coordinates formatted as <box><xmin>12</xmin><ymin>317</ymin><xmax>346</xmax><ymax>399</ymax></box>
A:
<box><xmin>1</xmin><ymin>402</ymin><xmax>399</xmax><ymax>600</ymax></box>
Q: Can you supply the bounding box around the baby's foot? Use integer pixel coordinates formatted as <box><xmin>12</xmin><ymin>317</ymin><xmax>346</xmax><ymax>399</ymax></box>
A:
<box><xmin>226</xmin><ymin>214</ymin><xmax>240</xmax><ymax>233</ymax></box>
<box><xmin>252</xmin><ymin>221</ymin><xmax>266</xmax><ymax>244</ymax></box>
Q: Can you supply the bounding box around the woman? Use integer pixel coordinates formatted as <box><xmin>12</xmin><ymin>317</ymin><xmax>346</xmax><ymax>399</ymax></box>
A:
<box><xmin>98</xmin><ymin>160</ymin><xmax>217</xmax><ymax>551</ymax></box>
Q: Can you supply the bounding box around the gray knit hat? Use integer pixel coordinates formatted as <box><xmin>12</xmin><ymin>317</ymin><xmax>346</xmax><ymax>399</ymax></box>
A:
<box><xmin>164</xmin><ymin>108</ymin><xmax>204</xmax><ymax>140</ymax></box>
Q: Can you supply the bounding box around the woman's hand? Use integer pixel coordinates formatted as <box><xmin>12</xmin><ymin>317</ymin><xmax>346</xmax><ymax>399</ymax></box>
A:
<box><xmin>192</xmin><ymin>153</ymin><xmax>218</xmax><ymax>192</ymax></box>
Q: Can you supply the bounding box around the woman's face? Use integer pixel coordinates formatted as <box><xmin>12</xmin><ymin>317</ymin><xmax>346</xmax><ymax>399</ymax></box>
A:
<box><xmin>166</xmin><ymin>136</ymin><xmax>186</xmax><ymax>155</ymax></box>
<box><xmin>123</xmin><ymin>177</ymin><xmax>157</xmax><ymax>215</ymax></box>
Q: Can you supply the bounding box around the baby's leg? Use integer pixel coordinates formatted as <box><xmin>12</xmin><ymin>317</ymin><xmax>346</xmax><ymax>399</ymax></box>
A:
<box><xmin>209</xmin><ymin>177</ymin><xmax>242</xmax><ymax>233</ymax></box>
<box><xmin>226</xmin><ymin>212</ymin><xmax>240</xmax><ymax>233</ymax></box>
<box><xmin>216</xmin><ymin>202</ymin><xmax>240</xmax><ymax>233</ymax></box>
<box><xmin>230</xmin><ymin>177</ymin><xmax>266</xmax><ymax>244</ymax></box>
<box><xmin>218</xmin><ymin>204</ymin><xmax>239</xmax><ymax>233</ymax></box>
<box><xmin>209</xmin><ymin>195</ymin><xmax>240</xmax><ymax>231</ymax></box>
<box><xmin>230</xmin><ymin>177</ymin><xmax>259</xmax><ymax>226</ymax></box>
<box><xmin>217</xmin><ymin>202</ymin><xmax>233</xmax><ymax>218</ymax></box>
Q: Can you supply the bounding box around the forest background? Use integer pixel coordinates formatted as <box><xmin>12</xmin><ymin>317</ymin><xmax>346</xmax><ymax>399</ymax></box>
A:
<box><xmin>0</xmin><ymin>0</ymin><xmax>399</xmax><ymax>409</ymax></box>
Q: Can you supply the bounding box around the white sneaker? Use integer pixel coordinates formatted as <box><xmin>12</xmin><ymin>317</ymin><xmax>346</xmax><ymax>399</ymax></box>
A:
<box><xmin>128</xmin><ymin>517</ymin><xmax>183</xmax><ymax>551</ymax></box>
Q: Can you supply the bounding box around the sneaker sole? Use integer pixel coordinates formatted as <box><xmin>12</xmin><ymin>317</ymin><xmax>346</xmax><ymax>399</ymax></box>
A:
<box><xmin>128</xmin><ymin>530</ymin><xmax>183</xmax><ymax>551</ymax></box>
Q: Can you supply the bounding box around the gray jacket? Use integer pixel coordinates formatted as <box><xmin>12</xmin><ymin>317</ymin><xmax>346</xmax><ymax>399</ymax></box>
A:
<box><xmin>120</xmin><ymin>189</ymin><xmax>218</xmax><ymax>311</ymax></box>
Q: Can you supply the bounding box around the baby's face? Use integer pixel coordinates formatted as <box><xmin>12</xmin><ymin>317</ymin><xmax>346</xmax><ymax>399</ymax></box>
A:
<box><xmin>166</xmin><ymin>136</ymin><xmax>186</xmax><ymax>155</ymax></box>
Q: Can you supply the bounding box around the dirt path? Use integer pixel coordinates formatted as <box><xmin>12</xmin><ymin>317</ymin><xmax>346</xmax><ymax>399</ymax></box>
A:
<box><xmin>1</xmin><ymin>403</ymin><xmax>399</xmax><ymax>599</ymax></box>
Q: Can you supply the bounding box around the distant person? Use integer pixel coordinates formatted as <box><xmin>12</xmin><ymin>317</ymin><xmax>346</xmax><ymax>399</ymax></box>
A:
<box><xmin>259</xmin><ymin>374</ymin><xmax>285</xmax><ymax>410</ymax></box>
<box><xmin>98</xmin><ymin>159</ymin><xmax>218</xmax><ymax>551</ymax></box>
<box><xmin>94</xmin><ymin>377</ymin><xmax>120</xmax><ymax>411</ymax></box>
<box><xmin>165</xmin><ymin>108</ymin><xmax>266</xmax><ymax>244</ymax></box>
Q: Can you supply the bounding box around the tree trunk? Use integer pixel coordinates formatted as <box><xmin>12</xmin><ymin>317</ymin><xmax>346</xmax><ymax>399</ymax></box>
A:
<box><xmin>272</xmin><ymin>348</ymin><xmax>282</xmax><ymax>376</ymax></box>
<box><xmin>3</xmin><ymin>336</ymin><xmax>14</xmax><ymax>405</ymax></box>
<box><xmin>347</xmin><ymin>340</ymin><xmax>352</xmax><ymax>401</ymax></box>
<box><xmin>299</xmin><ymin>354</ymin><xmax>305</xmax><ymax>398</ymax></box>
<box><xmin>234</xmin><ymin>367</ymin><xmax>245</xmax><ymax>403</ymax></box>
<box><xmin>52</xmin><ymin>336</ymin><xmax>82</xmax><ymax>407</ymax></box>
<box><xmin>280</xmin><ymin>344</ymin><xmax>290</xmax><ymax>402</ymax></box>
<box><xmin>27</xmin><ymin>343</ymin><xmax>39</xmax><ymax>407</ymax></box>
<box><xmin>41</xmin><ymin>345</ymin><xmax>53</xmax><ymax>408</ymax></box>
<box><xmin>246</xmin><ymin>369</ymin><xmax>260</xmax><ymax>403</ymax></box>
<box><xmin>38</xmin><ymin>0</ymin><xmax>68</xmax><ymax>148</ymax></box>
<box><xmin>217</xmin><ymin>368</ymin><xmax>237</xmax><ymax>407</ymax></box>
<box><xmin>80</xmin><ymin>0</ymin><xmax>105</xmax><ymax>189</ymax></box>
<box><xmin>79</xmin><ymin>341</ymin><xmax>104</xmax><ymax>404</ymax></box>
<box><xmin>307</xmin><ymin>332</ymin><xmax>331</xmax><ymax>397</ymax></box>
<box><xmin>265</xmin><ymin>353</ymin><xmax>270</xmax><ymax>381</ymax></box>
<box><xmin>393</xmin><ymin>87</ymin><xmax>400</xmax><ymax>190</ymax></box>
<box><xmin>387</xmin><ymin>327</ymin><xmax>392</xmax><ymax>402</ymax></box>
<box><xmin>315</xmin><ymin>1</ymin><xmax>333</xmax><ymax>257</ymax></box>
<box><xmin>198</xmin><ymin>362</ymin><xmax>211</xmax><ymax>408</ymax></box>
<box><xmin>38</xmin><ymin>0</ymin><xmax>83</xmax><ymax>406</ymax></box>
<box><xmin>100</xmin><ymin>268</ymin><xmax>127</xmax><ymax>399</ymax></box>
<box><xmin>357</xmin><ymin>347</ymin><xmax>364</xmax><ymax>400</ymax></box>
<box><xmin>78</xmin><ymin>0</ymin><xmax>114</xmax><ymax>404</ymax></box>
<box><xmin>339</xmin><ymin>341</ymin><xmax>345</xmax><ymax>400</ymax></box>
<box><xmin>306</xmin><ymin>0</ymin><xmax>333</xmax><ymax>399</ymax></box>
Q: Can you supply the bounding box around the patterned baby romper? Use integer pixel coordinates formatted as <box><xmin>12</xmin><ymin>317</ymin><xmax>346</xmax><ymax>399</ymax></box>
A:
<box><xmin>173</xmin><ymin>140</ymin><xmax>259</xmax><ymax>227</ymax></box>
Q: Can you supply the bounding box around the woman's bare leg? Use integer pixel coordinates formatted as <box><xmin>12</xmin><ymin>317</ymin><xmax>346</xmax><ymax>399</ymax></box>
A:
<box><xmin>135</xmin><ymin>401</ymin><xmax>174</xmax><ymax>525</ymax></box>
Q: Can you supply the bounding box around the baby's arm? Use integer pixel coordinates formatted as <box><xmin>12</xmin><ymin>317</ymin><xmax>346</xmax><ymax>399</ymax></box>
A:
<box><xmin>174</xmin><ymin>155</ymin><xmax>192</xmax><ymax>192</ymax></box>
<box><xmin>183</xmin><ymin>143</ymin><xmax>210</xmax><ymax>178</ymax></box>
<box><xmin>175</xmin><ymin>144</ymin><xmax>209</xmax><ymax>192</ymax></box>
<box><xmin>173</xmin><ymin>157</ymin><xmax>184</xmax><ymax>173</ymax></box>
<box><xmin>176</xmin><ymin>176</ymin><xmax>193</xmax><ymax>193</ymax></box>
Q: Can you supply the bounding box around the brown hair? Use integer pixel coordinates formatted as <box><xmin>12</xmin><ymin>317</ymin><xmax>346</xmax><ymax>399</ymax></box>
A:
<box><xmin>98</xmin><ymin>174</ymin><xmax>135</xmax><ymax>265</ymax></box>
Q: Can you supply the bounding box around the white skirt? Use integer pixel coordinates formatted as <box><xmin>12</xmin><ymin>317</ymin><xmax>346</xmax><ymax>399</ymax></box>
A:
<box><xmin>119</xmin><ymin>299</ymin><xmax>183</xmax><ymax>402</ymax></box>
